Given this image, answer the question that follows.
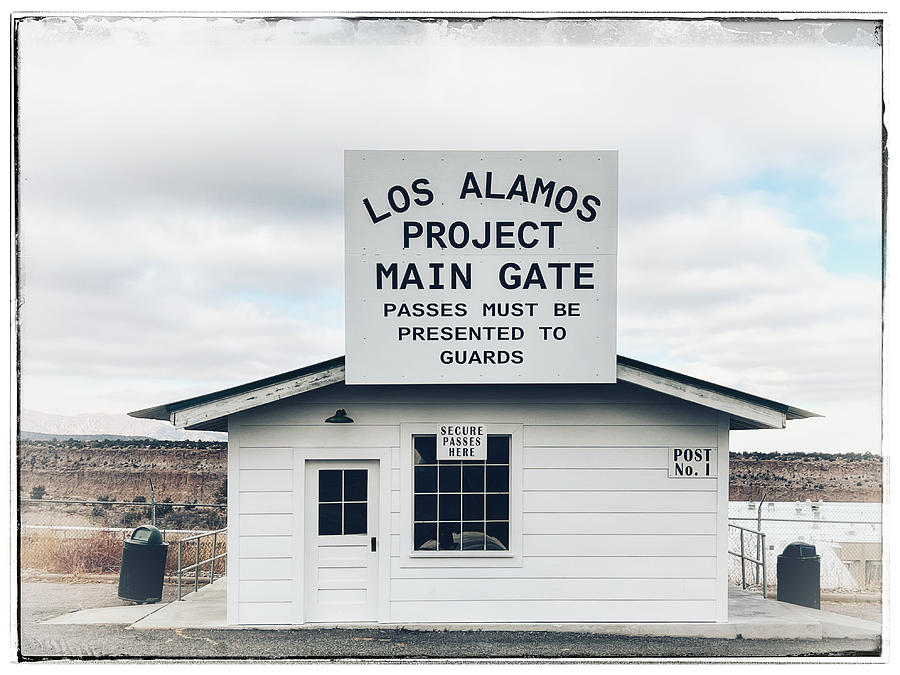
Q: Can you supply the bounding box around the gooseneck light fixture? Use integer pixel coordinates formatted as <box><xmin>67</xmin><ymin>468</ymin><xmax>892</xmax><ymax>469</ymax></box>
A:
<box><xmin>324</xmin><ymin>408</ymin><xmax>354</xmax><ymax>424</ymax></box>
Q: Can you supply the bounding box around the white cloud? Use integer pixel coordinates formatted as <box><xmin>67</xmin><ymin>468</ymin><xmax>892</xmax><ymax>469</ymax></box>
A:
<box><xmin>619</xmin><ymin>193</ymin><xmax>881</xmax><ymax>451</ymax></box>
<box><xmin>15</xmin><ymin>17</ymin><xmax>883</xmax><ymax>452</ymax></box>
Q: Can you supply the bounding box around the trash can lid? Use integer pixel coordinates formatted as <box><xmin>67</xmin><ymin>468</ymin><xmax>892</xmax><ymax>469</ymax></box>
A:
<box><xmin>130</xmin><ymin>525</ymin><xmax>164</xmax><ymax>545</ymax></box>
<box><xmin>781</xmin><ymin>541</ymin><xmax>818</xmax><ymax>558</ymax></box>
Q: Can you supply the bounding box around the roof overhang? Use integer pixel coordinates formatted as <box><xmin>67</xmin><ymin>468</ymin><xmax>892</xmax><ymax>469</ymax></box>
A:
<box><xmin>129</xmin><ymin>355</ymin><xmax>820</xmax><ymax>433</ymax></box>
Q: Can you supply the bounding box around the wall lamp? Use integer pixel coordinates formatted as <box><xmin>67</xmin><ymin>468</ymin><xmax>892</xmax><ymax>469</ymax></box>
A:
<box><xmin>325</xmin><ymin>408</ymin><xmax>354</xmax><ymax>424</ymax></box>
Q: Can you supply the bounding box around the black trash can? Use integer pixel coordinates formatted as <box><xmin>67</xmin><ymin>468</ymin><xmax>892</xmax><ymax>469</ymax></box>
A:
<box><xmin>118</xmin><ymin>525</ymin><xmax>169</xmax><ymax>603</ymax></box>
<box><xmin>776</xmin><ymin>541</ymin><xmax>821</xmax><ymax>609</ymax></box>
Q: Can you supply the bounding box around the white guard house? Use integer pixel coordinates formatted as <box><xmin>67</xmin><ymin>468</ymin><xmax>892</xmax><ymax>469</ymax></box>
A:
<box><xmin>130</xmin><ymin>354</ymin><xmax>816</xmax><ymax>626</ymax></box>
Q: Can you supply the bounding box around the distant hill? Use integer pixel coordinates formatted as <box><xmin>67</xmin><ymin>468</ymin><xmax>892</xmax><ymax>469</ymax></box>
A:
<box><xmin>19</xmin><ymin>410</ymin><xmax>225</xmax><ymax>442</ymax></box>
<box><xmin>730</xmin><ymin>451</ymin><xmax>882</xmax><ymax>502</ymax></box>
<box><xmin>16</xmin><ymin>438</ymin><xmax>884</xmax><ymax>504</ymax></box>
<box><xmin>19</xmin><ymin>431</ymin><xmax>154</xmax><ymax>442</ymax></box>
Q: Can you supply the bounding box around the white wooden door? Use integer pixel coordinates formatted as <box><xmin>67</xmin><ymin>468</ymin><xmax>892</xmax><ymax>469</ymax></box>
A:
<box><xmin>304</xmin><ymin>460</ymin><xmax>379</xmax><ymax>622</ymax></box>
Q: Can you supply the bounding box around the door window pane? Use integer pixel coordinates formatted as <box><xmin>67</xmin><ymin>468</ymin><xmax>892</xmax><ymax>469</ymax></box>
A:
<box><xmin>344</xmin><ymin>470</ymin><xmax>367</xmax><ymax>502</ymax></box>
<box><xmin>344</xmin><ymin>503</ymin><xmax>367</xmax><ymax>535</ymax></box>
<box><xmin>319</xmin><ymin>470</ymin><xmax>342</xmax><ymax>502</ymax></box>
<box><xmin>318</xmin><ymin>503</ymin><xmax>342</xmax><ymax>535</ymax></box>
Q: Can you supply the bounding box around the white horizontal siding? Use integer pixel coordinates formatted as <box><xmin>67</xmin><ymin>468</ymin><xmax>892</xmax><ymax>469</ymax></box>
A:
<box><xmin>524</xmin><ymin>468</ymin><xmax>716</xmax><ymax>492</ymax></box>
<box><xmin>238</xmin><ymin>447</ymin><xmax>292</xmax><ymax>470</ymax></box>
<box><xmin>391</xmin><ymin>578</ymin><xmax>715</xmax><ymax>602</ymax></box>
<box><xmin>238</xmin><ymin>602</ymin><xmax>294</xmax><ymax>625</ymax></box>
<box><xmin>239</xmin><ymin>558</ymin><xmax>294</xmax><ymax>580</ymax></box>
<box><xmin>239</xmin><ymin>491</ymin><xmax>293</xmax><ymax>514</ymax></box>
<box><xmin>524</xmin><ymin>490</ymin><xmax>717</xmax><ymax>513</ymax></box>
<box><xmin>239</xmin><ymin>580</ymin><xmax>294</xmax><ymax>602</ymax></box>
<box><xmin>524</xmin><ymin>534</ymin><xmax>716</xmax><ymax>557</ymax></box>
<box><xmin>525</xmin><ymin>447</ymin><xmax>668</xmax><ymax>469</ymax></box>
<box><xmin>239</xmin><ymin>536</ymin><xmax>293</xmax><ymax>558</ymax></box>
<box><xmin>238</xmin><ymin>424</ymin><xmax>399</xmax><ymax>448</ymax></box>
<box><xmin>238</xmin><ymin>514</ymin><xmax>292</xmax><ymax>536</ymax></box>
<box><xmin>239</xmin><ymin>469</ymin><xmax>292</xmax><ymax>492</ymax></box>
<box><xmin>524</xmin><ymin>512</ymin><xmax>716</xmax><ymax>535</ymax></box>
<box><xmin>389</xmin><ymin>600</ymin><xmax>717</xmax><ymax>623</ymax></box>
<box><xmin>525</xmin><ymin>425</ymin><xmax>717</xmax><ymax>447</ymax></box>
<box><xmin>390</xmin><ymin>556</ymin><xmax>717</xmax><ymax>579</ymax></box>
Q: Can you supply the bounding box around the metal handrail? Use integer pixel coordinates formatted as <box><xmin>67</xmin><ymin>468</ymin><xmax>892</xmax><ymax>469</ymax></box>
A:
<box><xmin>728</xmin><ymin>523</ymin><xmax>767</xmax><ymax>598</ymax></box>
<box><xmin>175</xmin><ymin>528</ymin><xmax>227</xmax><ymax>601</ymax></box>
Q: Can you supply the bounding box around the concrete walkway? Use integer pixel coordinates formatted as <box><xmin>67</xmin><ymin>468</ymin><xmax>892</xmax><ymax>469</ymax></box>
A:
<box><xmin>45</xmin><ymin>579</ymin><xmax>880</xmax><ymax>641</ymax></box>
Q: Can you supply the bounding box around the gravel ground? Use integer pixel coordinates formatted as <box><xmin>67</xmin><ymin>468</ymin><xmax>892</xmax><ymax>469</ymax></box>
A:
<box><xmin>16</xmin><ymin>580</ymin><xmax>883</xmax><ymax>662</ymax></box>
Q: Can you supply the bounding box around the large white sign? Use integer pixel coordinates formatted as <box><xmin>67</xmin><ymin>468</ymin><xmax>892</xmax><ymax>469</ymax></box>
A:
<box><xmin>345</xmin><ymin>151</ymin><xmax>617</xmax><ymax>384</ymax></box>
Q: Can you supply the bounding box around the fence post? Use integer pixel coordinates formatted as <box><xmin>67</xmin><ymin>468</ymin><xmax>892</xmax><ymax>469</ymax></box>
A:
<box><xmin>761</xmin><ymin>532</ymin><xmax>767</xmax><ymax>599</ymax></box>
<box><xmin>211</xmin><ymin>531</ymin><xmax>217</xmax><ymax>585</ymax></box>
<box><xmin>149</xmin><ymin>477</ymin><xmax>156</xmax><ymax>527</ymax></box>
<box><xmin>740</xmin><ymin>529</ymin><xmax>746</xmax><ymax>589</ymax></box>
<box><xmin>177</xmin><ymin>540</ymin><xmax>182</xmax><ymax>601</ymax></box>
<box><xmin>195</xmin><ymin>538</ymin><xmax>200</xmax><ymax>593</ymax></box>
<box><xmin>756</xmin><ymin>497</ymin><xmax>766</xmax><ymax>585</ymax></box>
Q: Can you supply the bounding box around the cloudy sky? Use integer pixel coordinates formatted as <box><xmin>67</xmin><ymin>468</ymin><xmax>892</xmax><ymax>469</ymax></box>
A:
<box><xmin>16</xmin><ymin>16</ymin><xmax>883</xmax><ymax>452</ymax></box>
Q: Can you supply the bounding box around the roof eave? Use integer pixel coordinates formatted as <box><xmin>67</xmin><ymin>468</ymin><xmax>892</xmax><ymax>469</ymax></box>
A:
<box><xmin>128</xmin><ymin>354</ymin><xmax>820</xmax><ymax>433</ymax></box>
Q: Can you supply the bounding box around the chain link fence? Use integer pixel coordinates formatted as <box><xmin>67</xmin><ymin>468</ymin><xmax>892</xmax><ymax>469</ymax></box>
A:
<box><xmin>728</xmin><ymin>500</ymin><xmax>882</xmax><ymax>593</ymax></box>
<box><xmin>19</xmin><ymin>498</ymin><xmax>227</xmax><ymax>577</ymax></box>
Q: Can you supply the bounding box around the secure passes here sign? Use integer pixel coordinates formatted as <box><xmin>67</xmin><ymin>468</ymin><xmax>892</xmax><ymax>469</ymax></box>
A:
<box><xmin>345</xmin><ymin>151</ymin><xmax>617</xmax><ymax>384</ymax></box>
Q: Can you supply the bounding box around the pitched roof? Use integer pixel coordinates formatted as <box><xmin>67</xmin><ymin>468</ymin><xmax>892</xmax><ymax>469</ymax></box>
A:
<box><xmin>129</xmin><ymin>354</ymin><xmax>819</xmax><ymax>432</ymax></box>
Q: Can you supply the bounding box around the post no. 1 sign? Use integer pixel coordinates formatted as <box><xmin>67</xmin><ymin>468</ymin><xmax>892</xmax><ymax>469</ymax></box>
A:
<box><xmin>344</xmin><ymin>151</ymin><xmax>618</xmax><ymax>384</ymax></box>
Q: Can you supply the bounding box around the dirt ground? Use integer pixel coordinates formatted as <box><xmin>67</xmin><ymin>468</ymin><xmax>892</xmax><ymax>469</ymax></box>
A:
<box><xmin>16</xmin><ymin>579</ymin><xmax>882</xmax><ymax>661</ymax></box>
<box><xmin>820</xmin><ymin>600</ymin><xmax>882</xmax><ymax>623</ymax></box>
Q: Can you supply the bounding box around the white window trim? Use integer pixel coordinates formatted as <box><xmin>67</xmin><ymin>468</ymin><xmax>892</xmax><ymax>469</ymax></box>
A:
<box><xmin>398</xmin><ymin>422</ymin><xmax>523</xmax><ymax>568</ymax></box>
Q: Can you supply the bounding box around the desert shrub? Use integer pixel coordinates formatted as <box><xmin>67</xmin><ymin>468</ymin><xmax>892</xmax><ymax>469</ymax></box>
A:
<box><xmin>213</xmin><ymin>479</ymin><xmax>227</xmax><ymax>505</ymax></box>
<box><xmin>133</xmin><ymin>496</ymin><xmax>147</xmax><ymax>503</ymax></box>
<box><xmin>28</xmin><ymin>530</ymin><xmax>125</xmax><ymax>574</ymax></box>
<box><xmin>30</xmin><ymin>485</ymin><xmax>46</xmax><ymax>500</ymax></box>
<box><xmin>156</xmin><ymin>498</ymin><xmax>173</xmax><ymax>516</ymax></box>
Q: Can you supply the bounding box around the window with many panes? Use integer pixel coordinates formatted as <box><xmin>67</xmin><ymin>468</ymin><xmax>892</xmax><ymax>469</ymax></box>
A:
<box><xmin>413</xmin><ymin>435</ymin><xmax>510</xmax><ymax>551</ymax></box>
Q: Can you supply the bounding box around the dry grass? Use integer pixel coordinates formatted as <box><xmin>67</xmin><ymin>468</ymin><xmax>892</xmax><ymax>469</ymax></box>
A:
<box><xmin>20</xmin><ymin>531</ymin><xmax>227</xmax><ymax>579</ymax></box>
<box><xmin>21</xmin><ymin>531</ymin><xmax>124</xmax><ymax>575</ymax></box>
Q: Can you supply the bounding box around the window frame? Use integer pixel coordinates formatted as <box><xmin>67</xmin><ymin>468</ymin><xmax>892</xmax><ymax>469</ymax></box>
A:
<box><xmin>398</xmin><ymin>422</ymin><xmax>523</xmax><ymax>568</ymax></box>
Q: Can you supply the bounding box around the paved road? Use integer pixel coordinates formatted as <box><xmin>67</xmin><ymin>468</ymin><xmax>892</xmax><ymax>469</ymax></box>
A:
<box><xmin>17</xmin><ymin>581</ymin><xmax>882</xmax><ymax>661</ymax></box>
